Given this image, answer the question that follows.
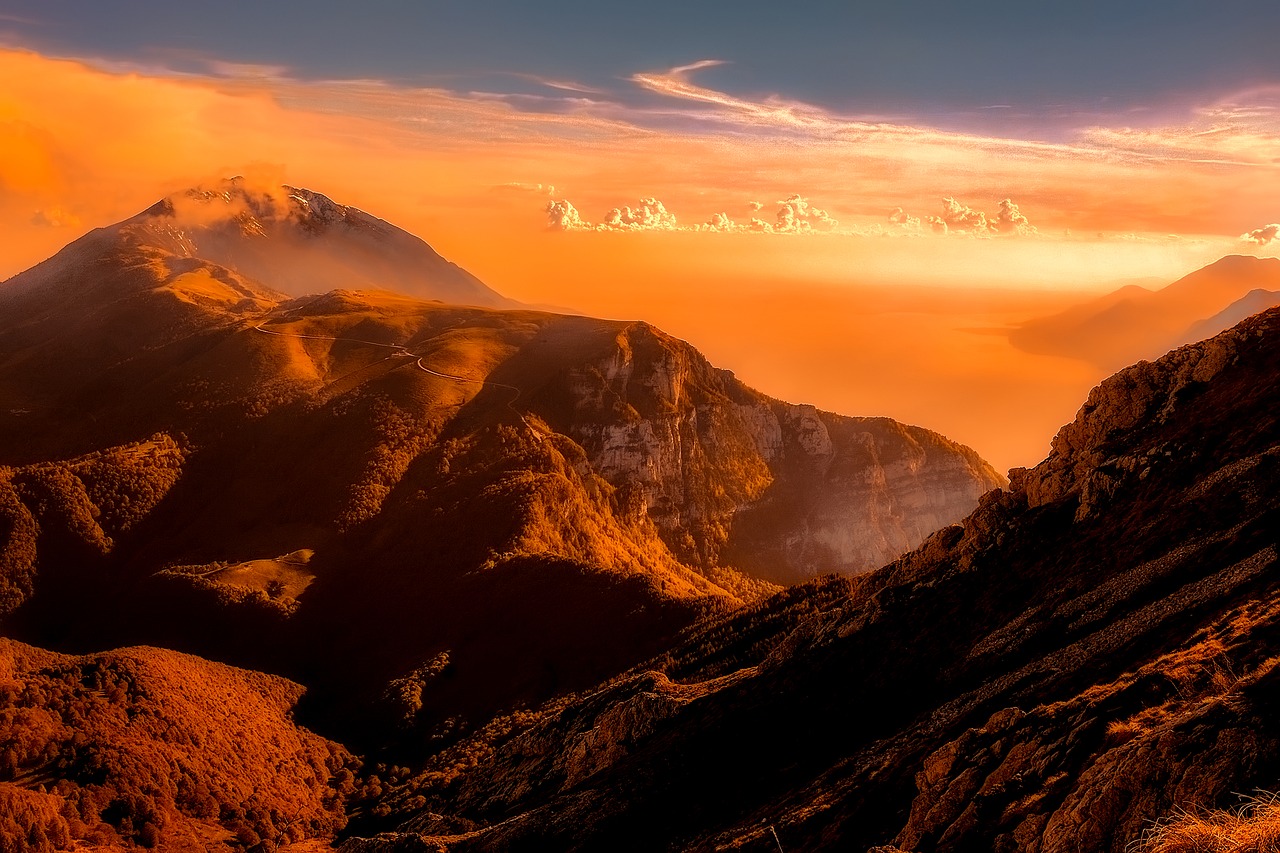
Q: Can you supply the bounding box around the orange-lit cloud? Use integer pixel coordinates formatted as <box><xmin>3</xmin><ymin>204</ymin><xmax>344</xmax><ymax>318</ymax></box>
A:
<box><xmin>600</xmin><ymin>198</ymin><xmax>679</xmax><ymax>231</ymax></box>
<box><xmin>0</xmin><ymin>45</ymin><xmax>1275</xmax><ymax>298</ymax></box>
<box><xmin>545</xmin><ymin>198</ymin><xmax>682</xmax><ymax>231</ymax></box>
<box><xmin>544</xmin><ymin>193</ymin><xmax>844</xmax><ymax>234</ymax></box>
<box><xmin>1240</xmin><ymin>223</ymin><xmax>1280</xmax><ymax>246</ymax></box>
<box><xmin>914</xmin><ymin>197</ymin><xmax>1037</xmax><ymax>237</ymax></box>
<box><xmin>30</xmin><ymin>206</ymin><xmax>80</xmax><ymax>228</ymax></box>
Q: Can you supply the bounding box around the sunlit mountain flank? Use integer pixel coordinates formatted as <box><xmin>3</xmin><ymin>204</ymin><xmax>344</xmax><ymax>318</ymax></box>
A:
<box><xmin>2</xmin><ymin>3</ymin><xmax>1279</xmax><ymax>851</ymax></box>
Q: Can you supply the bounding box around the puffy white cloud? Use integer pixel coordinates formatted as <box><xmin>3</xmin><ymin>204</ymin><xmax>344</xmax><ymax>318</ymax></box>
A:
<box><xmin>772</xmin><ymin>194</ymin><xmax>837</xmax><ymax>233</ymax></box>
<box><xmin>699</xmin><ymin>212</ymin><xmax>738</xmax><ymax>232</ymax></box>
<box><xmin>599</xmin><ymin>197</ymin><xmax>678</xmax><ymax>231</ymax></box>
<box><xmin>888</xmin><ymin>207</ymin><xmax>921</xmax><ymax>232</ymax></box>
<box><xmin>895</xmin><ymin>197</ymin><xmax>1037</xmax><ymax>237</ymax></box>
<box><xmin>545</xmin><ymin>199</ymin><xmax>587</xmax><ymax>230</ymax></box>
<box><xmin>938</xmin><ymin>197</ymin><xmax>991</xmax><ymax>234</ymax></box>
<box><xmin>542</xmin><ymin>193</ymin><xmax>838</xmax><ymax>235</ymax></box>
<box><xmin>1240</xmin><ymin>223</ymin><xmax>1280</xmax><ymax>246</ymax></box>
<box><xmin>993</xmin><ymin>198</ymin><xmax>1036</xmax><ymax>235</ymax></box>
<box><xmin>749</xmin><ymin>201</ymin><xmax>764</xmax><ymax>212</ymax></box>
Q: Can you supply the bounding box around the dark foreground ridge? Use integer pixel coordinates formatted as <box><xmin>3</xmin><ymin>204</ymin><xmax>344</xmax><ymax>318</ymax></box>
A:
<box><xmin>341</xmin><ymin>304</ymin><xmax>1280</xmax><ymax>851</ymax></box>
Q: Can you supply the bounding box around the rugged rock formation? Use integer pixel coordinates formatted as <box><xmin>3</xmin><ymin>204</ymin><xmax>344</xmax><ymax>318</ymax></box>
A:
<box><xmin>344</xmin><ymin>305</ymin><xmax>1280</xmax><ymax>851</ymax></box>
<box><xmin>537</xmin><ymin>319</ymin><xmax>1003</xmax><ymax>582</ymax></box>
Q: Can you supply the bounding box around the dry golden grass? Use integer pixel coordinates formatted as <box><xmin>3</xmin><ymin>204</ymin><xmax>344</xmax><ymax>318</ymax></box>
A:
<box><xmin>1136</xmin><ymin>793</ymin><xmax>1280</xmax><ymax>852</ymax></box>
<box><xmin>195</xmin><ymin>549</ymin><xmax>317</xmax><ymax>601</ymax></box>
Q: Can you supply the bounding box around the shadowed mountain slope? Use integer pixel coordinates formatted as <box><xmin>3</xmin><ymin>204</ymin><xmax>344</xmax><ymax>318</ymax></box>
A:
<box><xmin>0</xmin><ymin>185</ymin><xmax>1001</xmax><ymax>756</ymax></box>
<box><xmin>342</xmin><ymin>304</ymin><xmax>1280</xmax><ymax>852</ymax></box>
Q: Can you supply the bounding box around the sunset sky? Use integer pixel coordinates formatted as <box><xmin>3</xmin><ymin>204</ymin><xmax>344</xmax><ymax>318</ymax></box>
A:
<box><xmin>2</xmin><ymin>1</ymin><xmax>1278</xmax><ymax>472</ymax></box>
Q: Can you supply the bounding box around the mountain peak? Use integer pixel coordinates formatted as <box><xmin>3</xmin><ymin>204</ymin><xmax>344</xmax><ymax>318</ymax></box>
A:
<box><xmin>125</xmin><ymin>178</ymin><xmax>513</xmax><ymax>308</ymax></box>
<box><xmin>1202</xmin><ymin>253</ymin><xmax>1279</xmax><ymax>271</ymax></box>
<box><xmin>159</xmin><ymin>178</ymin><xmax>359</xmax><ymax>232</ymax></box>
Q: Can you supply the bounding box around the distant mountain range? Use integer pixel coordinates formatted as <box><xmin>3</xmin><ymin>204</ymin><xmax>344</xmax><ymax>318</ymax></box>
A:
<box><xmin>1009</xmin><ymin>254</ymin><xmax>1280</xmax><ymax>371</ymax></box>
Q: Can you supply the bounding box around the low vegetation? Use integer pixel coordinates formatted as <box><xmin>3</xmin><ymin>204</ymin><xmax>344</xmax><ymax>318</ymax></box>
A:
<box><xmin>0</xmin><ymin>640</ymin><xmax>354</xmax><ymax>851</ymax></box>
<box><xmin>1138</xmin><ymin>793</ymin><xmax>1280</xmax><ymax>852</ymax></box>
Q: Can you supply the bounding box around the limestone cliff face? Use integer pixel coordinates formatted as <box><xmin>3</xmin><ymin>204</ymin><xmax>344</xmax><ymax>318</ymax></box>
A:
<box><xmin>547</xmin><ymin>322</ymin><xmax>1005</xmax><ymax>582</ymax></box>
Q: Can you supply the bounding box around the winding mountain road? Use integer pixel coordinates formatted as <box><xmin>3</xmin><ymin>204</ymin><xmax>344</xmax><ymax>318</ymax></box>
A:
<box><xmin>251</xmin><ymin>320</ymin><xmax>542</xmax><ymax>437</ymax></box>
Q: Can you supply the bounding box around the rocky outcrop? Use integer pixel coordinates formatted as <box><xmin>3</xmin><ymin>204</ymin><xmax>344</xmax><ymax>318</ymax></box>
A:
<box><xmin>1014</xmin><ymin>316</ymin><xmax>1252</xmax><ymax>515</ymax></box>
<box><xmin>554</xmin><ymin>321</ymin><xmax>1004</xmax><ymax>582</ymax></box>
<box><xmin>346</xmin><ymin>305</ymin><xmax>1280</xmax><ymax>852</ymax></box>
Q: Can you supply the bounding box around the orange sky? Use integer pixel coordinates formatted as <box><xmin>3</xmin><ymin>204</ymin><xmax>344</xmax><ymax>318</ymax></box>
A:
<box><xmin>2</xmin><ymin>47</ymin><xmax>1278</xmax><ymax>472</ymax></box>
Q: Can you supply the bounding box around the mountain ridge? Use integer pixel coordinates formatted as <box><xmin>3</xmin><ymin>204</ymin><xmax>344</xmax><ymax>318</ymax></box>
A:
<box><xmin>340</xmin><ymin>302</ymin><xmax>1280</xmax><ymax>851</ymax></box>
<box><xmin>0</xmin><ymin>184</ymin><xmax>1003</xmax><ymax>762</ymax></box>
<box><xmin>3</xmin><ymin>183</ymin><xmax>1278</xmax><ymax>851</ymax></box>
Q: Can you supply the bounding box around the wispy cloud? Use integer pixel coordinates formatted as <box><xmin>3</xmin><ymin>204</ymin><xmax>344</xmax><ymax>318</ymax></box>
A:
<box><xmin>0</xmin><ymin>13</ymin><xmax>43</xmax><ymax>26</ymax></box>
<box><xmin>496</xmin><ymin>181</ymin><xmax>557</xmax><ymax>196</ymax></box>
<box><xmin>206</xmin><ymin>60</ymin><xmax>294</xmax><ymax>80</ymax></box>
<box><xmin>631</xmin><ymin>58</ymin><xmax>841</xmax><ymax>133</ymax></box>
<box><xmin>514</xmin><ymin>73</ymin><xmax>608</xmax><ymax>95</ymax></box>
<box><xmin>1080</xmin><ymin>86</ymin><xmax>1280</xmax><ymax>167</ymax></box>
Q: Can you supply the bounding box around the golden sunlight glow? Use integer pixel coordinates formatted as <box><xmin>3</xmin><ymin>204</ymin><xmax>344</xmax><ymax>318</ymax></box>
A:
<box><xmin>2</xmin><ymin>48</ymin><xmax>1278</xmax><ymax>472</ymax></box>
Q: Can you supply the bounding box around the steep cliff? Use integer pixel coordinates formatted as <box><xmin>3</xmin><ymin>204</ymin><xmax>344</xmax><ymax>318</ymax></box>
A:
<box><xmin>535</xmin><ymin>319</ymin><xmax>1003</xmax><ymax>582</ymax></box>
<box><xmin>345</xmin><ymin>304</ymin><xmax>1280</xmax><ymax>852</ymax></box>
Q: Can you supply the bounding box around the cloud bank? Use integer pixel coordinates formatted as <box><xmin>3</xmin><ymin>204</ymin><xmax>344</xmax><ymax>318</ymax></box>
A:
<box><xmin>600</xmin><ymin>198</ymin><xmax>678</xmax><ymax>231</ymax></box>
<box><xmin>892</xmin><ymin>197</ymin><xmax>1037</xmax><ymax>237</ymax></box>
<box><xmin>546</xmin><ymin>194</ymin><xmax>844</xmax><ymax>234</ymax></box>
